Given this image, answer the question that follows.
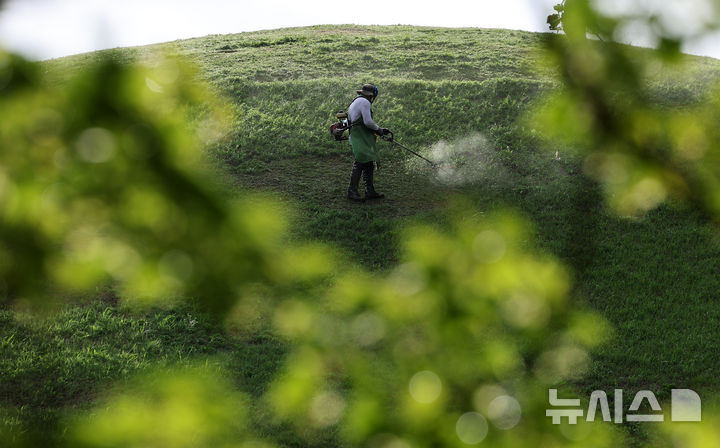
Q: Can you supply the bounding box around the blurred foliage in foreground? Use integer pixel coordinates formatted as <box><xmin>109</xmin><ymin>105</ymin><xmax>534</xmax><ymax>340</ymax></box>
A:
<box><xmin>69</xmin><ymin>367</ymin><xmax>268</xmax><ymax>448</ymax></box>
<box><xmin>532</xmin><ymin>3</ymin><xmax>720</xmax><ymax>444</ymax></box>
<box><xmin>535</xmin><ymin>0</ymin><xmax>720</xmax><ymax>220</ymax></box>
<box><xmin>0</xmin><ymin>51</ymin><xmax>296</xmax><ymax>316</ymax></box>
<box><xmin>3</xmin><ymin>0</ymin><xmax>720</xmax><ymax>446</ymax></box>
<box><xmin>267</xmin><ymin>209</ymin><xmax>622</xmax><ymax>446</ymax></box>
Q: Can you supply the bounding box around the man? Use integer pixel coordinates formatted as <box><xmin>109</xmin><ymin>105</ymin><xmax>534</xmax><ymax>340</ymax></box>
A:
<box><xmin>347</xmin><ymin>83</ymin><xmax>390</xmax><ymax>202</ymax></box>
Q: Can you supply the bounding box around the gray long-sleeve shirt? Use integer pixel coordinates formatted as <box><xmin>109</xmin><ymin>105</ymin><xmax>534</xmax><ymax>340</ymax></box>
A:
<box><xmin>348</xmin><ymin>97</ymin><xmax>380</xmax><ymax>131</ymax></box>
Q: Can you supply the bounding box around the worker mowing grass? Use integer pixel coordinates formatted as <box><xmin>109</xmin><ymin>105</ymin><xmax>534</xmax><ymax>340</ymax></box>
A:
<box><xmin>346</xmin><ymin>83</ymin><xmax>390</xmax><ymax>202</ymax></box>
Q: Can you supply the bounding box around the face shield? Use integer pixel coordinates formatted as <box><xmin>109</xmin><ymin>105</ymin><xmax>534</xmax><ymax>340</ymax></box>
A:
<box><xmin>370</xmin><ymin>85</ymin><xmax>378</xmax><ymax>102</ymax></box>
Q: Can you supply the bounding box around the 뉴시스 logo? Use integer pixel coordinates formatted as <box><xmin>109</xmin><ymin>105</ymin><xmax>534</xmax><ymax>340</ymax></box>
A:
<box><xmin>546</xmin><ymin>389</ymin><xmax>701</xmax><ymax>424</ymax></box>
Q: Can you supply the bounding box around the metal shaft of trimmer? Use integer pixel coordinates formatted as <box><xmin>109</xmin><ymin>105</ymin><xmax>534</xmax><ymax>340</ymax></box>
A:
<box><xmin>381</xmin><ymin>132</ymin><xmax>435</xmax><ymax>166</ymax></box>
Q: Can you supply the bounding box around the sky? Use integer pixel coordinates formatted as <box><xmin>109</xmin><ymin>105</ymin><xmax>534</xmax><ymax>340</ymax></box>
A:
<box><xmin>0</xmin><ymin>0</ymin><xmax>718</xmax><ymax>61</ymax></box>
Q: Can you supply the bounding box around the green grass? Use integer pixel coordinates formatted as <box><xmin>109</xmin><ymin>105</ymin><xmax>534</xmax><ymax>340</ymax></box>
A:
<box><xmin>6</xmin><ymin>25</ymin><xmax>720</xmax><ymax>447</ymax></box>
<box><xmin>0</xmin><ymin>301</ymin><xmax>223</xmax><ymax>443</ymax></box>
<box><xmin>0</xmin><ymin>300</ymin><xmax>311</xmax><ymax>447</ymax></box>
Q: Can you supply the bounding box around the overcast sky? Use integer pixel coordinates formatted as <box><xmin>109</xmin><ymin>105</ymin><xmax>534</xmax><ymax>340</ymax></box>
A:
<box><xmin>0</xmin><ymin>0</ymin><xmax>718</xmax><ymax>61</ymax></box>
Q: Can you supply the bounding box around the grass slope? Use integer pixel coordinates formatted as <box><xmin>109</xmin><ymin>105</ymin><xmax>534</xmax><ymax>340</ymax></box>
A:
<box><xmin>6</xmin><ymin>25</ymin><xmax>720</xmax><ymax>446</ymax></box>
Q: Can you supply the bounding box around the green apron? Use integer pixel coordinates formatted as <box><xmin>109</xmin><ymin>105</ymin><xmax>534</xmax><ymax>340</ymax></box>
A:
<box><xmin>349</xmin><ymin>105</ymin><xmax>379</xmax><ymax>164</ymax></box>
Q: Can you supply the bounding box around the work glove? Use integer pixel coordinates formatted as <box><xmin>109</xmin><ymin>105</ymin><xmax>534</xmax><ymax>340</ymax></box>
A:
<box><xmin>377</xmin><ymin>128</ymin><xmax>390</xmax><ymax>136</ymax></box>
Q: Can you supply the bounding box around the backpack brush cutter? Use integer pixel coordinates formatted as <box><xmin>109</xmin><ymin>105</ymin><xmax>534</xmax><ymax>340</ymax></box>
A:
<box><xmin>329</xmin><ymin>114</ymin><xmax>436</xmax><ymax>167</ymax></box>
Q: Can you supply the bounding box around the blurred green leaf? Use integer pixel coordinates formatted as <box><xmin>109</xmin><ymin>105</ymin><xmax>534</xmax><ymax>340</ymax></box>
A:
<box><xmin>268</xmin><ymin>210</ymin><xmax>618</xmax><ymax>446</ymax></box>
<box><xmin>70</xmin><ymin>366</ymin><xmax>272</xmax><ymax>448</ymax></box>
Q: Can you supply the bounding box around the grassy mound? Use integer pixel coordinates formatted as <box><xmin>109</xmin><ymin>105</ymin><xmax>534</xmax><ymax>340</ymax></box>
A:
<box><xmin>5</xmin><ymin>25</ymin><xmax>720</xmax><ymax>446</ymax></box>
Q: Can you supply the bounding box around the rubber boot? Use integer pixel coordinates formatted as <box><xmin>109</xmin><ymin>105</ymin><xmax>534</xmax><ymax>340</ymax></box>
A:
<box><xmin>363</xmin><ymin>162</ymin><xmax>385</xmax><ymax>200</ymax></box>
<box><xmin>347</xmin><ymin>162</ymin><xmax>365</xmax><ymax>202</ymax></box>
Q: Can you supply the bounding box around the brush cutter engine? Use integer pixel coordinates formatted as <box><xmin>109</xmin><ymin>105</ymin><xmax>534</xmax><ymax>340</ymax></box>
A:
<box><xmin>330</xmin><ymin>112</ymin><xmax>350</xmax><ymax>141</ymax></box>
